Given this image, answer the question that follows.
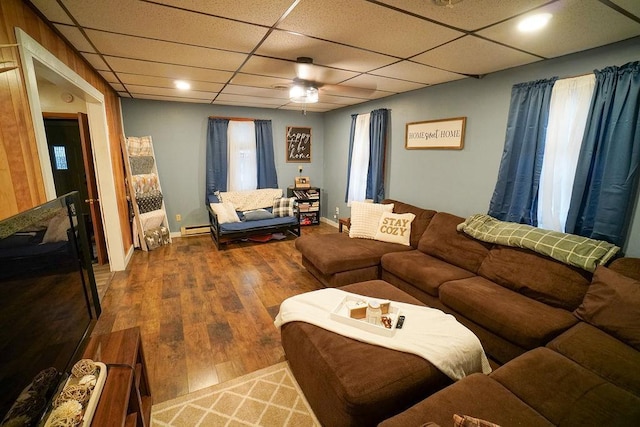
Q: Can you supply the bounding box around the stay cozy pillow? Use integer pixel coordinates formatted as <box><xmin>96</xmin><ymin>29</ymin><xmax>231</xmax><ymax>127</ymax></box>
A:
<box><xmin>374</xmin><ymin>211</ymin><xmax>415</xmax><ymax>246</ymax></box>
<box><xmin>209</xmin><ymin>201</ymin><xmax>240</xmax><ymax>224</ymax></box>
<box><xmin>574</xmin><ymin>266</ymin><xmax>640</xmax><ymax>351</ymax></box>
<box><xmin>349</xmin><ymin>201</ymin><xmax>394</xmax><ymax>240</ymax></box>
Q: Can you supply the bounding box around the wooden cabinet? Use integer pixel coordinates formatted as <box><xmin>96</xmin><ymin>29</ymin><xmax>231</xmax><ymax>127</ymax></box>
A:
<box><xmin>288</xmin><ymin>186</ymin><xmax>320</xmax><ymax>225</ymax></box>
<box><xmin>82</xmin><ymin>327</ymin><xmax>151</xmax><ymax>427</ymax></box>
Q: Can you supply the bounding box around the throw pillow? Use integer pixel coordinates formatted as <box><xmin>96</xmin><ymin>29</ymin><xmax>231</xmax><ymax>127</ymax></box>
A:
<box><xmin>209</xmin><ymin>201</ymin><xmax>240</xmax><ymax>224</ymax></box>
<box><xmin>273</xmin><ymin>197</ymin><xmax>296</xmax><ymax>218</ymax></box>
<box><xmin>453</xmin><ymin>414</ymin><xmax>501</xmax><ymax>427</ymax></box>
<box><xmin>243</xmin><ymin>209</ymin><xmax>274</xmax><ymax>221</ymax></box>
<box><xmin>374</xmin><ymin>211</ymin><xmax>415</xmax><ymax>246</ymax></box>
<box><xmin>349</xmin><ymin>201</ymin><xmax>394</xmax><ymax>240</ymax></box>
<box><xmin>574</xmin><ymin>266</ymin><xmax>640</xmax><ymax>351</ymax></box>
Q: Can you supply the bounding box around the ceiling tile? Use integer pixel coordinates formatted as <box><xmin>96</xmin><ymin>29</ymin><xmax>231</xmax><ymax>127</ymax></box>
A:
<box><xmin>413</xmin><ymin>35</ymin><xmax>541</xmax><ymax>75</ymax></box>
<box><xmin>61</xmin><ymin>0</ymin><xmax>268</xmax><ymax>53</ymax></box>
<box><xmin>85</xmin><ymin>30</ymin><xmax>246</xmax><ymax>71</ymax></box>
<box><xmin>153</xmin><ymin>0</ymin><xmax>295</xmax><ymax>26</ymax></box>
<box><xmin>110</xmin><ymin>83</ymin><xmax>126</xmax><ymax>92</ymax></box>
<box><xmin>30</xmin><ymin>0</ymin><xmax>75</xmax><ymax>24</ymax></box>
<box><xmin>277</xmin><ymin>0</ymin><xmax>463</xmax><ymax>58</ymax></box>
<box><xmin>478</xmin><ymin>0</ymin><xmax>640</xmax><ymax>58</ymax></box>
<box><xmin>378</xmin><ymin>0</ymin><xmax>550</xmax><ymax>31</ymax></box>
<box><xmin>215</xmin><ymin>93</ymin><xmax>289</xmax><ymax>106</ymax></box>
<box><xmin>103</xmin><ymin>57</ymin><xmax>233</xmax><ymax>83</ymax></box>
<box><xmin>80</xmin><ymin>52</ymin><xmax>109</xmax><ymax>71</ymax></box>
<box><xmin>221</xmin><ymin>85</ymin><xmax>290</xmax><ymax>99</ymax></box>
<box><xmin>256</xmin><ymin>30</ymin><xmax>397</xmax><ymax>72</ymax></box>
<box><xmin>126</xmin><ymin>84</ymin><xmax>216</xmax><ymax>100</ymax></box>
<box><xmin>98</xmin><ymin>71</ymin><xmax>119</xmax><ymax>83</ymax></box>
<box><xmin>54</xmin><ymin>24</ymin><xmax>95</xmax><ymax>53</ymax></box>
<box><xmin>117</xmin><ymin>74</ymin><xmax>224</xmax><ymax>93</ymax></box>
<box><xmin>132</xmin><ymin>94</ymin><xmax>211</xmax><ymax>103</ymax></box>
<box><xmin>371</xmin><ymin>61</ymin><xmax>466</xmax><ymax>85</ymax></box>
<box><xmin>279</xmin><ymin>104</ymin><xmax>330</xmax><ymax>113</ymax></box>
<box><xmin>346</xmin><ymin>74</ymin><xmax>427</xmax><ymax>93</ymax></box>
<box><xmin>612</xmin><ymin>0</ymin><xmax>640</xmax><ymax>17</ymax></box>
<box><xmin>118</xmin><ymin>92</ymin><xmax>131</xmax><ymax>98</ymax></box>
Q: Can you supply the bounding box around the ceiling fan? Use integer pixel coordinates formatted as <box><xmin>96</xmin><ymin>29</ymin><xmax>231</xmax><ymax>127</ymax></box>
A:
<box><xmin>284</xmin><ymin>57</ymin><xmax>376</xmax><ymax>104</ymax></box>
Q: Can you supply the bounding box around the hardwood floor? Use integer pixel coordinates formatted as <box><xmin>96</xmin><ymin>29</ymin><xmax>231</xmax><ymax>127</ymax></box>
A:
<box><xmin>92</xmin><ymin>223</ymin><xmax>335</xmax><ymax>403</ymax></box>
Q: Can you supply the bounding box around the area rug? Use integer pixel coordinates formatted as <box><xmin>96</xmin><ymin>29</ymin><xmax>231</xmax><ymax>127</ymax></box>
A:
<box><xmin>151</xmin><ymin>361</ymin><xmax>320</xmax><ymax>426</ymax></box>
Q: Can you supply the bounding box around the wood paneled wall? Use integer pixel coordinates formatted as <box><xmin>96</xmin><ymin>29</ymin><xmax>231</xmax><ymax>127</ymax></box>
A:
<box><xmin>0</xmin><ymin>0</ymin><xmax>131</xmax><ymax>249</ymax></box>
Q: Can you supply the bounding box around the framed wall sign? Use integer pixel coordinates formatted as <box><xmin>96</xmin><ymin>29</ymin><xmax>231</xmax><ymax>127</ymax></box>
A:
<box><xmin>405</xmin><ymin>117</ymin><xmax>466</xmax><ymax>150</ymax></box>
<box><xmin>286</xmin><ymin>126</ymin><xmax>312</xmax><ymax>162</ymax></box>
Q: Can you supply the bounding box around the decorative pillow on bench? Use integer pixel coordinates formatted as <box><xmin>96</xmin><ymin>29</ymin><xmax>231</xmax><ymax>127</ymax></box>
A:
<box><xmin>243</xmin><ymin>209</ymin><xmax>274</xmax><ymax>221</ymax></box>
<box><xmin>273</xmin><ymin>197</ymin><xmax>296</xmax><ymax>218</ymax></box>
<box><xmin>210</xmin><ymin>201</ymin><xmax>240</xmax><ymax>224</ymax></box>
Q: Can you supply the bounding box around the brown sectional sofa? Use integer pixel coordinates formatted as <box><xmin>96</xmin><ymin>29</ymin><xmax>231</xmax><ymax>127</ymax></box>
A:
<box><xmin>293</xmin><ymin>199</ymin><xmax>640</xmax><ymax>425</ymax></box>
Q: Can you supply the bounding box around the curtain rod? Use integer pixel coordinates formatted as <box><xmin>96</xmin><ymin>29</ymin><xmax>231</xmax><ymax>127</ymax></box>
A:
<box><xmin>208</xmin><ymin>116</ymin><xmax>267</xmax><ymax>121</ymax></box>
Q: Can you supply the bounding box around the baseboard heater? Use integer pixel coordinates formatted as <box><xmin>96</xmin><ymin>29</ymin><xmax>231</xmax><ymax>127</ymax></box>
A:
<box><xmin>180</xmin><ymin>225</ymin><xmax>209</xmax><ymax>236</ymax></box>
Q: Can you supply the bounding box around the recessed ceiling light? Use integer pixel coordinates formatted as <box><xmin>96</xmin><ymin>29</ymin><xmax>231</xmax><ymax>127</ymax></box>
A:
<box><xmin>175</xmin><ymin>80</ymin><xmax>191</xmax><ymax>90</ymax></box>
<box><xmin>518</xmin><ymin>13</ymin><xmax>552</xmax><ymax>32</ymax></box>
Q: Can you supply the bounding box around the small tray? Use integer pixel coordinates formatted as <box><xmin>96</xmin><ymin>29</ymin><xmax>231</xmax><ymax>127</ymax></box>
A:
<box><xmin>331</xmin><ymin>296</ymin><xmax>401</xmax><ymax>337</ymax></box>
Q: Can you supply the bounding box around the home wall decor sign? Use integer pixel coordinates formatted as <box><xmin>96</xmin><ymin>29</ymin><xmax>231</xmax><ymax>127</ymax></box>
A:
<box><xmin>286</xmin><ymin>126</ymin><xmax>312</xmax><ymax>162</ymax></box>
<box><xmin>405</xmin><ymin>117</ymin><xmax>466</xmax><ymax>150</ymax></box>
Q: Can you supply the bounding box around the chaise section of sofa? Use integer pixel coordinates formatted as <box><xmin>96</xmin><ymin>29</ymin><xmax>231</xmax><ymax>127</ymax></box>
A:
<box><xmin>295</xmin><ymin>200</ymin><xmax>436</xmax><ymax>287</ymax></box>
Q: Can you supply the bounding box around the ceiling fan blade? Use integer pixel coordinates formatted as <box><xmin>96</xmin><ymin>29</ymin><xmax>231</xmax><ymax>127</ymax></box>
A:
<box><xmin>320</xmin><ymin>83</ymin><xmax>377</xmax><ymax>98</ymax></box>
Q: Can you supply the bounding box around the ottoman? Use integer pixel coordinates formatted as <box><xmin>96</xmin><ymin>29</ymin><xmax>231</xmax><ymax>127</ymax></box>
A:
<box><xmin>280</xmin><ymin>280</ymin><xmax>452</xmax><ymax>427</ymax></box>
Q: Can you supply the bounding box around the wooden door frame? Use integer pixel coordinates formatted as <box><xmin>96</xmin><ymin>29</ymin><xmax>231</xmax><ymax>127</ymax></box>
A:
<box><xmin>16</xmin><ymin>28</ymin><xmax>128</xmax><ymax>271</ymax></box>
<box><xmin>42</xmin><ymin>113</ymin><xmax>109</xmax><ymax>264</ymax></box>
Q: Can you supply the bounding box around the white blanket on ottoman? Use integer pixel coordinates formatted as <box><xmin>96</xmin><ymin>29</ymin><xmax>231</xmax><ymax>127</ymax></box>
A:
<box><xmin>275</xmin><ymin>288</ymin><xmax>491</xmax><ymax>380</ymax></box>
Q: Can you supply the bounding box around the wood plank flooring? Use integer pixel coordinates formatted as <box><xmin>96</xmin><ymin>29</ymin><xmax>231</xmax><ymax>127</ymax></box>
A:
<box><xmin>92</xmin><ymin>224</ymin><xmax>335</xmax><ymax>403</ymax></box>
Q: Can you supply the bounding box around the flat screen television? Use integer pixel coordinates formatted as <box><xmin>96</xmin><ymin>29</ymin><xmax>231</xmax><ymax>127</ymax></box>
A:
<box><xmin>0</xmin><ymin>191</ymin><xmax>101</xmax><ymax>426</ymax></box>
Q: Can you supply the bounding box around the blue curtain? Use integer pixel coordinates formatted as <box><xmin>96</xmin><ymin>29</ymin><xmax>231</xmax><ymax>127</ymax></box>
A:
<box><xmin>488</xmin><ymin>78</ymin><xmax>557</xmax><ymax>225</ymax></box>
<box><xmin>566</xmin><ymin>61</ymin><xmax>640</xmax><ymax>246</ymax></box>
<box><xmin>344</xmin><ymin>114</ymin><xmax>358</xmax><ymax>203</ymax></box>
<box><xmin>205</xmin><ymin>118</ymin><xmax>229</xmax><ymax>201</ymax></box>
<box><xmin>255</xmin><ymin>120</ymin><xmax>278</xmax><ymax>189</ymax></box>
<box><xmin>366</xmin><ymin>109</ymin><xmax>389</xmax><ymax>202</ymax></box>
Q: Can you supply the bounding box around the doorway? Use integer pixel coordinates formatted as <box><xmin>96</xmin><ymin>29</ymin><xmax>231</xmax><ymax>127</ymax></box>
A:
<box><xmin>43</xmin><ymin>113</ymin><xmax>108</xmax><ymax>264</ymax></box>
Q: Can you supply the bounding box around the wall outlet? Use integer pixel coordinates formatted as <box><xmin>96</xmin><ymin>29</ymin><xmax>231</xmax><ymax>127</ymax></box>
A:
<box><xmin>334</xmin><ymin>207</ymin><xmax>339</xmax><ymax>219</ymax></box>
<box><xmin>175</xmin><ymin>214</ymin><xmax>182</xmax><ymax>222</ymax></box>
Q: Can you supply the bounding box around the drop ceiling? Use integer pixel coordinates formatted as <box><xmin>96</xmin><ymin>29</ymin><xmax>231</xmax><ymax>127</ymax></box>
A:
<box><xmin>27</xmin><ymin>0</ymin><xmax>640</xmax><ymax>112</ymax></box>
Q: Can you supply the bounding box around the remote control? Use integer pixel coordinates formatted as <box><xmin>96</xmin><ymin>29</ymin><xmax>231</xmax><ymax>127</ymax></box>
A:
<box><xmin>396</xmin><ymin>315</ymin><xmax>405</xmax><ymax>329</ymax></box>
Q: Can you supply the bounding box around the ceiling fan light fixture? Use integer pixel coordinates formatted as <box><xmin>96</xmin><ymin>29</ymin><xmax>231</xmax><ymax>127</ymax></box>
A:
<box><xmin>290</xmin><ymin>84</ymin><xmax>318</xmax><ymax>103</ymax></box>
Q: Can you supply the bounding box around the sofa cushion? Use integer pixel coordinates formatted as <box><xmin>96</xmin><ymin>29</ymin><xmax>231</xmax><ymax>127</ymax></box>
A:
<box><xmin>478</xmin><ymin>245</ymin><xmax>591</xmax><ymax>310</ymax></box>
<box><xmin>349</xmin><ymin>201</ymin><xmax>394</xmax><ymax>239</ymax></box>
<box><xmin>439</xmin><ymin>276</ymin><xmax>578</xmax><ymax>349</ymax></box>
<box><xmin>574</xmin><ymin>265</ymin><xmax>640</xmax><ymax>351</ymax></box>
<box><xmin>608</xmin><ymin>257</ymin><xmax>640</xmax><ymax>280</ymax></box>
<box><xmin>547</xmin><ymin>322</ymin><xmax>640</xmax><ymax>397</ymax></box>
<box><xmin>382</xmin><ymin>199</ymin><xmax>437</xmax><ymax>248</ymax></box>
<box><xmin>295</xmin><ymin>233</ymin><xmax>412</xmax><ymax>275</ymax></box>
<box><xmin>381</xmin><ymin>250</ymin><xmax>475</xmax><ymax>297</ymax></box>
<box><xmin>491</xmin><ymin>348</ymin><xmax>640</xmax><ymax>426</ymax></box>
<box><xmin>418</xmin><ymin>212</ymin><xmax>492</xmax><ymax>274</ymax></box>
<box><xmin>379</xmin><ymin>373</ymin><xmax>553</xmax><ymax>427</ymax></box>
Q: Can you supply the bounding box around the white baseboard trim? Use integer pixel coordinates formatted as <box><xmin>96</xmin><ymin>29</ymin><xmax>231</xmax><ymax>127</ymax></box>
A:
<box><xmin>320</xmin><ymin>217</ymin><xmax>339</xmax><ymax>228</ymax></box>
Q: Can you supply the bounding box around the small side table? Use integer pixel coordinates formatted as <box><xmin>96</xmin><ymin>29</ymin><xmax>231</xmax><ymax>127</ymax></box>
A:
<box><xmin>339</xmin><ymin>218</ymin><xmax>350</xmax><ymax>233</ymax></box>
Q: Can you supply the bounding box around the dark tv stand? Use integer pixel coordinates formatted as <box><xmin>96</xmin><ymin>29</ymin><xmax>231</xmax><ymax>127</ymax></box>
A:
<box><xmin>82</xmin><ymin>327</ymin><xmax>151</xmax><ymax>426</ymax></box>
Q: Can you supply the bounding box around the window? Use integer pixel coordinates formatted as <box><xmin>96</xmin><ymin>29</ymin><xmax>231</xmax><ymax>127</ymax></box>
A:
<box><xmin>227</xmin><ymin>121</ymin><xmax>257</xmax><ymax>191</ymax></box>
<box><xmin>53</xmin><ymin>145</ymin><xmax>68</xmax><ymax>170</ymax></box>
